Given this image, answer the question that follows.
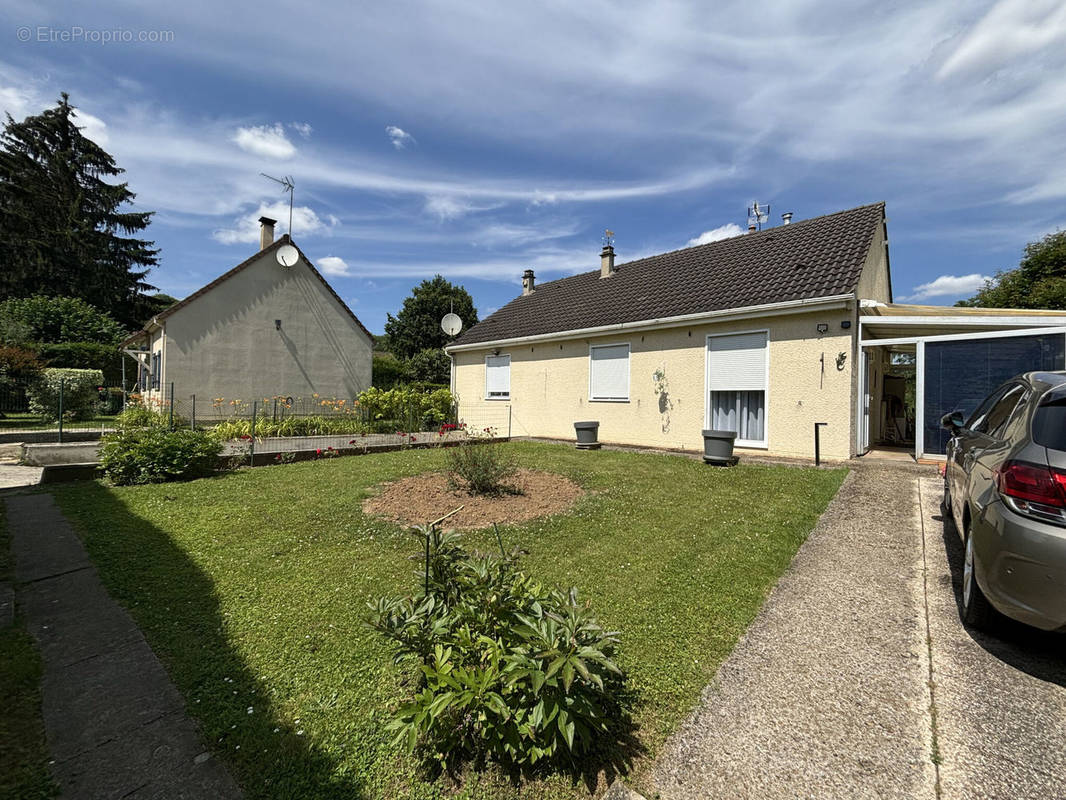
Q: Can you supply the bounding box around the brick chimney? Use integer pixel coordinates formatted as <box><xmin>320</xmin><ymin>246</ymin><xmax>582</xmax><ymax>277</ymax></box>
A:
<box><xmin>748</xmin><ymin>222</ymin><xmax>757</xmax><ymax>234</ymax></box>
<box><xmin>522</xmin><ymin>269</ymin><xmax>535</xmax><ymax>295</ymax></box>
<box><xmin>600</xmin><ymin>244</ymin><xmax>616</xmax><ymax>278</ymax></box>
<box><xmin>259</xmin><ymin>216</ymin><xmax>277</xmax><ymax>250</ymax></box>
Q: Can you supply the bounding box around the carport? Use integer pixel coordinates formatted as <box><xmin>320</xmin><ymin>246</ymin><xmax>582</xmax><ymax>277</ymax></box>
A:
<box><xmin>858</xmin><ymin>303</ymin><xmax>1066</xmax><ymax>460</ymax></box>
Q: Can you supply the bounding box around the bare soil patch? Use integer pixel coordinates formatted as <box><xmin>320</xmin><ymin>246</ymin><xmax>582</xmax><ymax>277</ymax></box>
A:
<box><xmin>362</xmin><ymin>468</ymin><xmax>585</xmax><ymax>529</ymax></box>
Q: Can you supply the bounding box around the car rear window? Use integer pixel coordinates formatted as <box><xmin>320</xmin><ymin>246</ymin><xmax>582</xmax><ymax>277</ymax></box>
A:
<box><xmin>1033</xmin><ymin>390</ymin><xmax>1066</xmax><ymax>451</ymax></box>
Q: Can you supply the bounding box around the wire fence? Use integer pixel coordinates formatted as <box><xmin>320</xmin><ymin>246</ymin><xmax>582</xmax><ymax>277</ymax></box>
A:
<box><xmin>0</xmin><ymin>379</ymin><xmax>513</xmax><ymax>461</ymax></box>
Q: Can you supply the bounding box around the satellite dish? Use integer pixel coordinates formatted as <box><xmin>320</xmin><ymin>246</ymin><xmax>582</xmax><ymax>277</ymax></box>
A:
<box><xmin>276</xmin><ymin>244</ymin><xmax>299</xmax><ymax>268</ymax></box>
<box><xmin>440</xmin><ymin>313</ymin><xmax>463</xmax><ymax>336</ymax></box>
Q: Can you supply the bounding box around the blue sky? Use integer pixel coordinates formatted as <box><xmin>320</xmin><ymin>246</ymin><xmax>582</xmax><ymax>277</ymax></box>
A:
<box><xmin>3</xmin><ymin>0</ymin><xmax>1065</xmax><ymax>334</ymax></box>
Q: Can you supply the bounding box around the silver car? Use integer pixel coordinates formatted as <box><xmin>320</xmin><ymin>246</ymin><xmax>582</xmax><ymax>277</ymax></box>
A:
<box><xmin>942</xmin><ymin>371</ymin><xmax>1066</xmax><ymax>631</ymax></box>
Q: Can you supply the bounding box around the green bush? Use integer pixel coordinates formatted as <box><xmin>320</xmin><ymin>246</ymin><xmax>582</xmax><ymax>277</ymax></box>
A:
<box><xmin>447</xmin><ymin>434</ymin><xmax>516</xmax><ymax>496</ymax></box>
<box><xmin>115</xmin><ymin>402</ymin><xmax>171</xmax><ymax>429</ymax></box>
<box><xmin>372</xmin><ymin>353</ymin><xmax>409</xmax><ymax>389</ymax></box>
<box><xmin>406</xmin><ymin>348</ymin><xmax>451</xmax><ymax>384</ymax></box>
<box><xmin>357</xmin><ymin>386</ymin><xmax>454</xmax><ymax>428</ymax></box>
<box><xmin>368</xmin><ymin>526</ymin><xmax>624</xmax><ymax>769</ymax></box>
<box><xmin>34</xmin><ymin>341</ymin><xmax>123</xmax><ymax>385</ymax></box>
<box><xmin>208</xmin><ymin>414</ymin><xmax>368</xmax><ymax>440</ymax></box>
<box><xmin>26</xmin><ymin>368</ymin><xmax>104</xmax><ymax>421</ymax></box>
<box><xmin>99</xmin><ymin>428</ymin><xmax>223</xmax><ymax>485</ymax></box>
<box><xmin>0</xmin><ymin>296</ymin><xmax>125</xmax><ymax>346</ymax></box>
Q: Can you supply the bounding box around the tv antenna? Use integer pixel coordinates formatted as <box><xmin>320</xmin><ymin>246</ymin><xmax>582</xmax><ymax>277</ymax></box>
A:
<box><xmin>603</xmin><ymin>229</ymin><xmax>615</xmax><ymax>247</ymax></box>
<box><xmin>260</xmin><ymin>173</ymin><xmax>295</xmax><ymax>236</ymax></box>
<box><xmin>748</xmin><ymin>201</ymin><xmax>770</xmax><ymax>231</ymax></box>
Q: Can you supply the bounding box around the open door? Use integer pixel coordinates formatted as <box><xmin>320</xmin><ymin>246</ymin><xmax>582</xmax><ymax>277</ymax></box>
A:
<box><xmin>860</xmin><ymin>350</ymin><xmax>871</xmax><ymax>453</ymax></box>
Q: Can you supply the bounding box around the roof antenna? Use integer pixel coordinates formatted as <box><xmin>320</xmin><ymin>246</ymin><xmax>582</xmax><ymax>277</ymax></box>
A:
<box><xmin>260</xmin><ymin>173</ymin><xmax>295</xmax><ymax>237</ymax></box>
<box><xmin>747</xmin><ymin>201</ymin><xmax>770</xmax><ymax>231</ymax></box>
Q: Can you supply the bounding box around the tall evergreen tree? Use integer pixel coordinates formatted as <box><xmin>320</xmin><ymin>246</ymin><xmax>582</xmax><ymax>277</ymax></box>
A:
<box><xmin>0</xmin><ymin>93</ymin><xmax>158</xmax><ymax>326</ymax></box>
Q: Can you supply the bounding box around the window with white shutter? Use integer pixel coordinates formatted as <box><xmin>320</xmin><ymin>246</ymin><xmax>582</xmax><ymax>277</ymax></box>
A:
<box><xmin>485</xmin><ymin>355</ymin><xmax>510</xmax><ymax>399</ymax></box>
<box><xmin>589</xmin><ymin>343</ymin><xmax>630</xmax><ymax>401</ymax></box>
<box><xmin>707</xmin><ymin>331</ymin><xmax>768</xmax><ymax>445</ymax></box>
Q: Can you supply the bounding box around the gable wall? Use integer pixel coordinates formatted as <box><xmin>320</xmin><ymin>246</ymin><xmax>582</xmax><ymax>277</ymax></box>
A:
<box><xmin>452</xmin><ymin>307</ymin><xmax>858</xmax><ymax>460</ymax></box>
<box><xmin>159</xmin><ymin>251</ymin><xmax>372</xmax><ymax>404</ymax></box>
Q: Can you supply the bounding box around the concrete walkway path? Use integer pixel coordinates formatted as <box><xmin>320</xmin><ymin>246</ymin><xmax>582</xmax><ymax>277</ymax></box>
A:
<box><xmin>649</xmin><ymin>463</ymin><xmax>938</xmax><ymax>799</ymax></box>
<box><xmin>646</xmin><ymin>463</ymin><xmax>1066</xmax><ymax>799</ymax></box>
<box><xmin>4</xmin><ymin>493</ymin><xmax>242</xmax><ymax>799</ymax></box>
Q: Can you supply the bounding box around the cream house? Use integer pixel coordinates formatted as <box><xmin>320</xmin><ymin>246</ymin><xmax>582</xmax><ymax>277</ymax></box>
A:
<box><xmin>121</xmin><ymin>218</ymin><xmax>373</xmax><ymax>407</ymax></box>
<box><xmin>446</xmin><ymin>203</ymin><xmax>1066</xmax><ymax>462</ymax></box>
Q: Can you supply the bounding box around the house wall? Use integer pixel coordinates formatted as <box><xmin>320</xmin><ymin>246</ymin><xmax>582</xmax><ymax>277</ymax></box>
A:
<box><xmin>157</xmin><ymin>251</ymin><xmax>372</xmax><ymax>404</ymax></box>
<box><xmin>452</xmin><ymin>307</ymin><xmax>858</xmax><ymax>460</ymax></box>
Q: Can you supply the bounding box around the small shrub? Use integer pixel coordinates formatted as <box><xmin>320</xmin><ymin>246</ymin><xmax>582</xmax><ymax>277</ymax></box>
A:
<box><xmin>447</xmin><ymin>434</ymin><xmax>516</xmax><ymax>495</ymax></box>
<box><xmin>99</xmin><ymin>427</ymin><xmax>223</xmax><ymax>485</ymax></box>
<box><xmin>368</xmin><ymin>526</ymin><xmax>624</xmax><ymax>770</ymax></box>
<box><xmin>26</xmin><ymin>368</ymin><xmax>104</xmax><ymax>421</ymax></box>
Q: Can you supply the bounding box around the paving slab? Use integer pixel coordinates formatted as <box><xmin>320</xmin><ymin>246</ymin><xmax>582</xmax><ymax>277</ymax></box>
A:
<box><xmin>3</xmin><ymin>492</ymin><xmax>242</xmax><ymax>800</ymax></box>
<box><xmin>0</xmin><ymin>463</ymin><xmax>43</xmax><ymax>490</ymax></box>
<box><xmin>918</xmin><ymin>475</ymin><xmax>1066</xmax><ymax>800</ymax></box>
<box><xmin>648</xmin><ymin>464</ymin><xmax>938</xmax><ymax>799</ymax></box>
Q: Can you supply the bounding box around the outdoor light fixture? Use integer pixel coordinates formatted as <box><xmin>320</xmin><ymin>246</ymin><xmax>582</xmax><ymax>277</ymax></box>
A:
<box><xmin>816</xmin><ymin>323</ymin><xmax>829</xmax><ymax>334</ymax></box>
<box><xmin>841</xmin><ymin>320</ymin><xmax>852</xmax><ymax>329</ymax></box>
<box><xmin>275</xmin><ymin>319</ymin><xmax>282</xmax><ymax>330</ymax></box>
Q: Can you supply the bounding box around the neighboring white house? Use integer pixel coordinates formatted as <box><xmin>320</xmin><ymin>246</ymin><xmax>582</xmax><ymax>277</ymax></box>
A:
<box><xmin>446</xmin><ymin>203</ymin><xmax>1066</xmax><ymax>462</ymax></box>
<box><xmin>121</xmin><ymin>217</ymin><xmax>373</xmax><ymax>408</ymax></box>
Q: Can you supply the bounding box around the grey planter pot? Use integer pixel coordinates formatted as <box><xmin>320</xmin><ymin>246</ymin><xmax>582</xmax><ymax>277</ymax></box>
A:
<box><xmin>574</xmin><ymin>420</ymin><xmax>601</xmax><ymax>450</ymax></box>
<box><xmin>702</xmin><ymin>429</ymin><xmax>738</xmax><ymax>466</ymax></box>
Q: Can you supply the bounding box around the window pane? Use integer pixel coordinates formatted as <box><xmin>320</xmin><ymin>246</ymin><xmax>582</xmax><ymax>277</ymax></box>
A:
<box><xmin>590</xmin><ymin>344</ymin><xmax>629</xmax><ymax>400</ymax></box>
<box><xmin>711</xmin><ymin>390</ymin><xmax>765</xmax><ymax>442</ymax></box>
<box><xmin>923</xmin><ymin>333</ymin><xmax>1065</xmax><ymax>455</ymax></box>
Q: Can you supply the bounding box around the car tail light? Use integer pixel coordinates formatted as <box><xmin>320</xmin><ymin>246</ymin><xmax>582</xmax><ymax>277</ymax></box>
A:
<box><xmin>994</xmin><ymin>460</ymin><xmax>1066</xmax><ymax>526</ymax></box>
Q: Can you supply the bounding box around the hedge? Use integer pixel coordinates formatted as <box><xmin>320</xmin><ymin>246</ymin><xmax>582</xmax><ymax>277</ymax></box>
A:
<box><xmin>27</xmin><ymin>368</ymin><xmax>105</xmax><ymax>421</ymax></box>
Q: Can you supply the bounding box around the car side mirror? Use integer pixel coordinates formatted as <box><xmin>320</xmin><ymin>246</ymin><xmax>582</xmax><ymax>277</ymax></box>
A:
<box><xmin>940</xmin><ymin>411</ymin><xmax>966</xmax><ymax>431</ymax></box>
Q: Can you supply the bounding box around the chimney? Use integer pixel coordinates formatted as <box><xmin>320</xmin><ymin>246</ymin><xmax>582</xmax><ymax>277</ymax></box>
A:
<box><xmin>522</xmin><ymin>268</ymin><xmax>535</xmax><ymax>295</ymax></box>
<box><xmin>258</xmin><ymin>216</ymin><xmax>277</xmax><ymax>250</ymax></box>
<box><xmin>748</xmin><ymin>222</ymin><xmax>757</xmax><ymax>234</ymax></box>
<box><xmin>600</xmin><ymin>244</ymin><xmax>616</xmax><ymax>278</ymax></box>
<box><xmin>782</xmin><ymin>211</ymin><xmax>793</xmax><ymax>225</ymax></box>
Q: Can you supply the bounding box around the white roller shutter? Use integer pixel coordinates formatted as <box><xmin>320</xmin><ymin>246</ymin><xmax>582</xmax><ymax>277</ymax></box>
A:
<box><xmin>590</xmin><ymin>344</ymin><xmax>630</xmax><ymax>400</ymax></box>
<box><xmin>485</xmin><ymin>355</ymin><xmax>510</xmax><ymax>398</ymax></box>
<box><xmin>708</xmin><ymin>332</ymin><xmax>767</xmax><ymax>391</ymax></box>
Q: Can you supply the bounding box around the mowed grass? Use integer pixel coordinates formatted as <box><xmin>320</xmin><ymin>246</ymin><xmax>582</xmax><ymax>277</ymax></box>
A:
<box><xmin>0</xmin><ymin>503</ymin><xmax>59</xmax><ymax>799</ymax></box>
<box><xmin>50</xmin><ymin>441</ymin><xmax>845</xmax><ymax>799</ymax></box>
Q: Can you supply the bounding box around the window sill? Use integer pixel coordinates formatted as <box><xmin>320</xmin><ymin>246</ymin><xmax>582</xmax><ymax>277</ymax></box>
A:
<box><xmin>589</xmin><ymin>398</ymin><xmax>630</xmax><ymax>403</ymax></box>
<box><xmin>735</xmin><ymin>440</ymin><xmax>768</xmax><ymax>449</ymax></box>
<box><xmin>484</xmin><ymin>396</ymin><xmax>511</xmax><ymax>401</ymax></box>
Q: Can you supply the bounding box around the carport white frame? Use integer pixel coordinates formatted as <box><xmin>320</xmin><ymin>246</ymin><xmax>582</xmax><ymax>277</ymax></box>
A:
<box><xmin>858</xmin><ymin>324</ymin><xmax>1066</xmax><ymax>460</ymax></box>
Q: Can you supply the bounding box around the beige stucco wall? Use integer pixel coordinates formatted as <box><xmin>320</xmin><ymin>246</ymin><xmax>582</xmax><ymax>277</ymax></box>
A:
<box><xmin>154</xmin><ymin>250</ymin><xmax>372</xmax><ymax>404</ymax></box>
<box><xmin>855</xmin><ymin>216</ymin><xmax>892</xmax><ymax>303</ymax></box>
<box><xmin>452</xmin><ymin>307</ymin><xmax>859</xmax><ymax>460</ymax></box>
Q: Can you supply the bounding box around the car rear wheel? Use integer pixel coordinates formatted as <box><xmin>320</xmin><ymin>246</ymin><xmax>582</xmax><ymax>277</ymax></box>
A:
<box><xmin>962</xmin><ymin>523</ymin><xmax>993</xmax><ymax>629</ymax></box>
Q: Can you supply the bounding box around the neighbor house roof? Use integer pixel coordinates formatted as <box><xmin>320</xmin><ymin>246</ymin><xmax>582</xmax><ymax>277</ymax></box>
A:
<box><xmin>120</xmin><ymin>236</ymin><xmax>371</xmax><ymax>346</ymax></box>
<box><xmin>449</xmin><ymin>202</ymin><xmax>885</xmax><ymax>348</ymax></box>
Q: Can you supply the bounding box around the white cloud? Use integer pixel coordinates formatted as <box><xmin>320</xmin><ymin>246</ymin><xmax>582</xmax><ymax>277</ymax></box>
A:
<box><xmin>898</xmin><ymin>273</ymin><xmax>991</xmax><ymax>302</ymax></box>
<box><xmin>232</xmin><ymin>123</ymin><xmax>296</xmax><ymax>159</ymax></box>
<box><xmin>424</xmin><ymin>195</ymin><xmax>478</xmax><ymax>220</ymax></box>
<box><xmin>212</xmin><ymin>201</ymin><xmax>338</xmax><ymax>244</ymax></box>
<box><xmin>290</xmin><ymin>121</ymin><xmax>313</xmax><ymax>138</ymax></box>
<box><xmin>686</xmin><ymin>223</ymin><xmax>746</xmax><ymax>246</ymax></box>
<box><xmin>317</xmin><ymin>255</ymin><xmax>351</xmax><ymax>276</ymax></box>
<box><xmin>386</xmin><ymin>125</ymin><xmax>416</xmax><ymax>150</ymax></box>
<box><xmin>937</xmin><ymin>0</ymin><xmax>1066</xmax><ymax>79</ymax></box>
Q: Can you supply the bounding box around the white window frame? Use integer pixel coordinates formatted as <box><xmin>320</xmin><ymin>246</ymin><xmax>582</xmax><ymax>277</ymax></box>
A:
<box><xmin>704</xmin><ymin>329</ymin><xmax>769</xmax><ymax>449</ymax></box>
<box><xmin>484</xmin><ymin>353</ymin><xmax>511</xmax><ymax>400</ymax></box>
<box><xmin>588</xmin><ymin>342</ymin><xmax>631</xmax><ymax>402</ymax></box>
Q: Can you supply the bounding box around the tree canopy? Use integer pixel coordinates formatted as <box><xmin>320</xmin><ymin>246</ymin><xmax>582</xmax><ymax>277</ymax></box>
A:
<box><xmin>0</xmin><ymin>295</ymin><xmax>126</xmax><ymax>346</ymax></box>
<box><xmin>0</xmin><ymin>94</ymin><xmax>158</xmax><ymax>327</ymax></box>
<box><xmin>384</xmin><ymin>275</ymin><xmax>478</xmax><ymax>359</ymax></box>
<box><xmin>957</xmin><ymin>230</ymin><xmax>1066</xmax><ymax>310</ymax></box>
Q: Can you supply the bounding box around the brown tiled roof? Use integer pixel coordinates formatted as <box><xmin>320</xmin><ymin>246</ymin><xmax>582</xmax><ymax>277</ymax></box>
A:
<box><xmin>450</xmin><ymin>202</ymin><xmax>885</xmax><ymax>348</ymax></box>
<box><xmin>120</xmin><ymin>236</ymin><xmax>371</xmax><ymax>346</ymax></box>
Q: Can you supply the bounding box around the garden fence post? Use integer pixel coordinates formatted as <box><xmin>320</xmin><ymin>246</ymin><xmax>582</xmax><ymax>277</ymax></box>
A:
<box><xmin>190</xmin><ymin>394</ymin><xmax>196</xmax><ymax>430</ymax></box>
<box><xmin>273</xmin><ymin>397</ymin><xmax>278</xmax><ymax>422</ymax></box>
<box><xmin>169</xmin><ymin>382</ymin><xmax>175</xmax><ymax>430</ymax></box>
<box><xmin>57</xmin><ymin>378</ymin><xmax>64</xmax><ymax>444</ymax></box>
<box><xmin>250</xmin><ymin>400</ymin><xmax>257</xmax><ymax>466</ymax></box>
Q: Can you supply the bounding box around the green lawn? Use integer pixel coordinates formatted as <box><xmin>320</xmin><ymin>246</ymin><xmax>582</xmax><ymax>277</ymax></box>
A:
<box><xmin>0</xmin><ymin>504</ymin><xmax>59</xmax><ymax>799</ymax></box>
<box><xmin>50</xmin><ymin>442</ymin><xmax>845</xmax><ymax>799</ymax></box>
<box><xmin>0</xmin><ymin>412</ymin><xmax>118</xmax><ymax>431</ymax></box>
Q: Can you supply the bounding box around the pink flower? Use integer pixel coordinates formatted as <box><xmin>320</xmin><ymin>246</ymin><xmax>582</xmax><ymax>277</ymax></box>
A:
<box><xmin>316</xmin><ymin>448</ymin><xmax>322</xmax><ymax>455</ymax></box>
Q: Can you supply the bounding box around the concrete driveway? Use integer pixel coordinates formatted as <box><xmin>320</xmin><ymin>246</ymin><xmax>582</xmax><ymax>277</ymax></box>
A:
<box><xmin>646</xmin><ymin>462</ymin><xmax>1066</xmax><ymax>800</ymax></box>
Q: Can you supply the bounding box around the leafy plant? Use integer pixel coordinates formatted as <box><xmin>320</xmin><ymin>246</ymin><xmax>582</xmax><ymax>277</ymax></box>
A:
<box><xmin>368</xmin><ymin>525</ymin><xmax>624</xmax><ymax>770</ymax></box>
<box><xmin>26</xmin><ymin>367</ymin><xmax>104</xmax><ymax>421</ymax></box>
<box><xmin>447</xmin><ymin>432</ymin><xmax>516</xmax><ymax>496</ymax></box>
<box><xmin>99</xmin><ymin>427</ymin><xmax>222</xmax><ymax>485</ymax></box>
